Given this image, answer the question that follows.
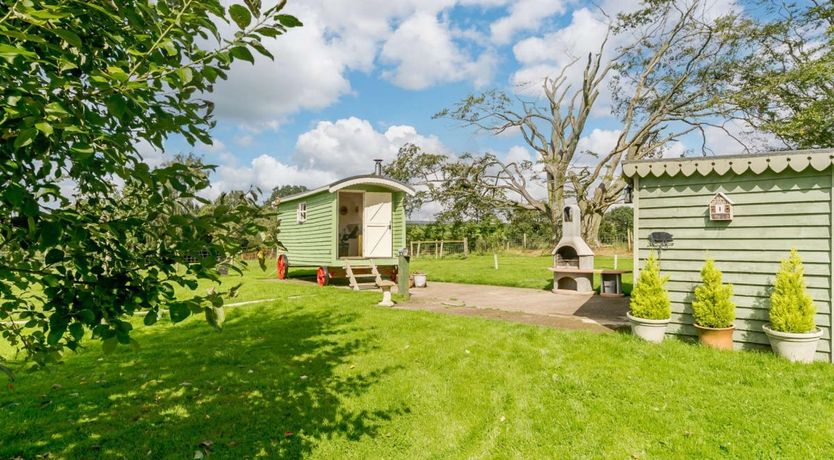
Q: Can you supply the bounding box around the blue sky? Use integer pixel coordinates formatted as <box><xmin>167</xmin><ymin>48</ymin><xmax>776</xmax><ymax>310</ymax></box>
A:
<box><xmin>154</xmin><ymin>0</ymin><xmax>748</xmax><ymax>202</ymax></box>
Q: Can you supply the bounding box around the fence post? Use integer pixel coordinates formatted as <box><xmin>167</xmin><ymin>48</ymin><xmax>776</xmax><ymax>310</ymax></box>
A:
<box><xmin>439</xmin><ymin>240</ymin><xmax>444</xmax><ymax>258</ymax></box>
<box><xmin>435</xmin><ymin>240</ymin><xmax>439</xmax><ymax>259</ymax></box>
<box><xmin>463</xmin><ymin>237</ymin><xmax>469</xmax><ymax>258</ymax></box>
<box><xmin>417</xmin><ymin>242</ymin><xmax>421</xmax><ymax>259</ymax></box>
<box><xmin>523</xmin><ymin>233</ymin><xmax>527</xmax><ymax>249</ymax></box>
<box><xmin>614</xmin><ymin>254</ymin><xmax>618</xmax><ymax>270</ymax></box>
<box><xmin>493</xmin><ymin>251</ymin><xmax>499</xmax><ymax>270</ymax></box>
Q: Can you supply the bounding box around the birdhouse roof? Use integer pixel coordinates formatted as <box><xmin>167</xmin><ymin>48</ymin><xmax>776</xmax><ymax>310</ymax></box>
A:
<box><xmin>709</xmin><ymin>192</ymin><xmax>733</xmax><ymax>205</ymax></box>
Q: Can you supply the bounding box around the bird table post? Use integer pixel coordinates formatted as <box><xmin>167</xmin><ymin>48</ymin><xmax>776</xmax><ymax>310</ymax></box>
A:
<box><xmin>398</xmin><ymin>248</ymin><xmax>410</xmax><ymax>300</ymax></box>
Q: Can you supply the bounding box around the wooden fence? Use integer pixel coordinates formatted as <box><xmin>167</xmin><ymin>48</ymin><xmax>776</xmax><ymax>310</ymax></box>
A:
<box><xmin>409</xmin><ymin>238</ymin><xmax>468</xmax><ymax>259</ymax></box>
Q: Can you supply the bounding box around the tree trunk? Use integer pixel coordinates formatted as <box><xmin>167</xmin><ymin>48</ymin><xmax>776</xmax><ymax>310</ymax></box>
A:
<box><xmin>583</xmin><ymin>211</ymin><xmax>603</xmax><ymax>247</ymax></box>
<box><xmin>546</xmin><ymin>170</ymin><xmax>565</xmax><ymax>245</ymax></box>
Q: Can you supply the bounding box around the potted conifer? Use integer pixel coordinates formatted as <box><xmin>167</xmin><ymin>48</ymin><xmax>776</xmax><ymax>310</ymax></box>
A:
<box><xmin>762</xmin><ymin>249</ymin><xmax>821</xmax><ymax>363</ymax></box>
<box><xmin>692</xmin><ymin>259</ymin><xmax>735</xmax><ymax>350</ymax></box>
<box><xmin>627</xmin><ymin>251</ymin><xmax>671</xmax><ymax>343</ymax></box>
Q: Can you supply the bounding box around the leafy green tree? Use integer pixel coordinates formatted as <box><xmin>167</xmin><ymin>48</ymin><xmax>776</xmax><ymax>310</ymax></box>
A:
<box><xmin>383</xmin><ymin>143</ymin><xmax>448</xmax><ymax>217</ymax></box>
<box><xmin>692</xmin><ymin>259</ymin><xmax>735</xmax><ymax>328</ymax></box>
<box><xmin>267</xmin><ymin>185</ymin><xmax>308</xmax><ymax>206</ymax></box>
<box><xmin>598</xmin><ymin>206</ymin><xmax>633</xmax><ymax>244</ymax></box>
<box><xmin>0</xmin><ymin>0</ymin><xmax>300</xmax><ymax>373</ymax></box>
<box><xmin>728</xmin><ymin>1</ymin><xmax>833</xmax><ymax>148</ymax></box>
<box><xmin>769</xmin><ymin>249</ymin><xmax>816</xmax><ymax>333</ymax></box>
<box><xmin>630</xmin><ymin>252</ymin><xmax>671</xmax><ymax>320</ymax></box>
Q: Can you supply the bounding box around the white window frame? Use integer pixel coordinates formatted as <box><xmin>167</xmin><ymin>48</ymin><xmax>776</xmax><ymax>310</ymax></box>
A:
<box><xmin>296</xmin><ymin>202</ymin><xmax>307</xmax><ymax>224</ymax></box>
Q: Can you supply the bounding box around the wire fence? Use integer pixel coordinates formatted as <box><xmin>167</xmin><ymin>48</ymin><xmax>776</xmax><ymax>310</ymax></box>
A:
<box><xmin>409</xmin><ymin>231</ymin><xmax>632</xmax><ymax>259</ymax></box>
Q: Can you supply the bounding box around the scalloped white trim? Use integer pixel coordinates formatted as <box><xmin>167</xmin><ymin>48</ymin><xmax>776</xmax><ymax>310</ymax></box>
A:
<box><xmin>623</xmin><ymin>149</ymin><xmax>834</xmax><ymax>178</ymax></box>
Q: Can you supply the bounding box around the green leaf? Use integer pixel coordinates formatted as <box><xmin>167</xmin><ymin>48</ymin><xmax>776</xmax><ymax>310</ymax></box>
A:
<box><xmin>69</xmin><ymin>323</ymin><xmax>84</xmax><ymax>341</ymax></box>
<box><xmin>52</xmin><ymin>29</ymin><xmax>82</xmax><ymax>48</ymax></box>
<box><xmin>0</xmin><ymin>43</ymin><xmax>36</xmax><ymax>62</ymax></box>
<box><xmin>176</xmin><ymin>67</ymin><xmax>193</xmax><ymax>84</ymax></box>
<box><xmin>143</xmin><ymin>309</ymin><xmax>159</xmax><ymax>326</ymax></box>
<box><xmin>244</xmin><ymin>0</ymin><xmax>261</xmax><ymax>16</ymax></box>
<box><xmin>229</xmin><ymin>4</ymin><xmax>252</xmax><ymax>29</ymax></box>
<box><xmin>205</xmin><ymin>306</ymin><xmax>225</xmax><ymax>331</ymax></box>
<box><xmin>77</xmin><ymin>309</ymin><xmax>95</xmax><ymax>324</ymax></box>
<box><xmin>3</xmin><ymin>184</ymin><xmax>26</xmax><ymax>206</ymax></box>
<box><xmin>275</xmin><ymin>14</ymin><xmax>302</xmax><ymax>27</ymax></box>
<box><xmin>169</xmin><ymin>303</ymin><xmax>191</xmax><ymax>323</ymax></box>
<box><xmin>14</xmin><ymin>128</ymin><xmax>38</xmax><ymax>149</ymax></box>
<box><xmin>102</xmin><ymin>337</ymin><xmax>118</xmax><ymax>354</ymax></box>
<box><xmin>230</xmin><ymin>46</ymin><xmax>254</xmax><ymax>64</ymax></box>
<box><xmin>35</xmin><ymin>122</ymin><xmax>53</xmax><ymax>136</ymax></box>
<box><xmin>45</xmin><ymin>248</ymin><xmax>64</xmax><ymax>265</ymax></box>
<box><xmin>40</xmin><ymin>221</ymin><xmax>62</xmax><ymax>246</ymax></box>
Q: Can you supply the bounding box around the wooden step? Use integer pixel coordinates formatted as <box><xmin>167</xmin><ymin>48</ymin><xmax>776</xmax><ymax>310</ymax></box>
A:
<box><xmin>354</xmin><ymin>282</ymin><xmax>379</xmax><ymax>290</ymax></box>
<box><xmin>352</xmin><ymin>273</ymin><xmax>378</xmax><ymax>278</ymax></box>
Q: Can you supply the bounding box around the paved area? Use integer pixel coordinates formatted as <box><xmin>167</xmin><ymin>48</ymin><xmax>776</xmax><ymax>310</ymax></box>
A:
<box><xmin>396</xmin><ymin>282</ymin><xmax>629</xmax><ymax>333</ymax></box>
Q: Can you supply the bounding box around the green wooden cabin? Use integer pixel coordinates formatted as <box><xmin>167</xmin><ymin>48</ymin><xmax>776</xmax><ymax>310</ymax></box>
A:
<box><xmin>275</xmin><ymin>170</ymin><xmax>415</xmax><ymax>288</ymax></box>
<box><xmin>624</xmin><ymin>148</ymin><xmax>834</xmax><ymax>361</ymax></box>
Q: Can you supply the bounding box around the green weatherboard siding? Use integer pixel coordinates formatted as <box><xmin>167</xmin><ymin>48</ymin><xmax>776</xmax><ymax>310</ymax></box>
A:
<box><xmin>277</xmin><ymin>184</ymin><xmax>408</xmax><ymax>268</ymax></box>
<box><xmin>629</xmin><ymin>153</ymin><xmax>834</xmax><ymax>361</ymax></box>
<box><xmin>277</xmin><ymin>190</ymin><xmax>336</xmax><ymax>267</ymax></box>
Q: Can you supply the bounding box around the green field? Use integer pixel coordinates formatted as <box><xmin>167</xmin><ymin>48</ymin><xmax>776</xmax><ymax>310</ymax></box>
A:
<box><xmin>3</xmin><ymin>268</ymin><xmax>834</xmax><ymax>458</ymax></box>
<box><xmin>411</xmin><ymin>253</ymin><xmax>634</xmax><ymax>293</ymax></box>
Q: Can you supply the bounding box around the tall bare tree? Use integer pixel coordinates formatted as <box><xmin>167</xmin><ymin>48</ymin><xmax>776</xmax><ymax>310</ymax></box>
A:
<box><xmin>435</xmin><ymin>34</ymin><xmax>620</xmax><ymax>241</ymax></box>
<box><xmin>436</xmin><ymin>0</ymin><xmax>745</xmax><ymax>245</ymax></box>
<box><xmin>572</xmin><ymin>1</ymin><xmax>745</xmax><ymax>244</ymax></box>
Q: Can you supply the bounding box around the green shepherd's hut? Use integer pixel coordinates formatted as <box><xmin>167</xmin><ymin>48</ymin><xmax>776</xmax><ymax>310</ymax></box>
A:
<box><xmin>275</xmin><ymin>160</ymin><xmax>415</xmax><ymax>289</ymax></box>
<box><xmin>624</xmin><ymin>148</ymin><xmax>834</xmax><ymax>361</ymax></box>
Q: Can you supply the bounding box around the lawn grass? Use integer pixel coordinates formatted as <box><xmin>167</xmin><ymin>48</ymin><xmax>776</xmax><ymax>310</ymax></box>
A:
<box><xmin>3</xmin><ymin>270</ymin><xmax>834</xmax><ymax>458</ymax></box>
<box><xmin>411</xmin><ymin>253</ymin><xmax>634</xmax><ymax>294</ymax></box>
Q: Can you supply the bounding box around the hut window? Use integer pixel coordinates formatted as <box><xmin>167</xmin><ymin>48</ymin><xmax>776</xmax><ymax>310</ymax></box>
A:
<box><xmin>296</xmin><ymin>202</ymin><xmax>307</xmax><ymax>224</ymax></box>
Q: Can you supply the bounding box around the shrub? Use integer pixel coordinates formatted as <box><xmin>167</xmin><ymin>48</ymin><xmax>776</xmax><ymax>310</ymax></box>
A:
<box><xmin>692</xmin><ymin>259</ymin><xmax>735</xmax><ymax>328</ymax></box>
<box><xmin>630</xmin><ymin>251</ymin><xmax>671</xmax><ymax>320</ymax></box>
<box><xmin>769</xmin><ymin>249</ymin><xmax>816</xmax><ymax>333</ymax></box>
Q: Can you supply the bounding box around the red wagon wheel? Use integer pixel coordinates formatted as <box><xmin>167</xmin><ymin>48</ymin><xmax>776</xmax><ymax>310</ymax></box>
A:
<box><xmin>276</xmin><ymin>254</ymin><xmax>288</xmax><ymax>280</ymax></box>
<box><xmin>316</xmin><ymin>266</ymin><xmax>330</xmax><ymax>286</ymax></box>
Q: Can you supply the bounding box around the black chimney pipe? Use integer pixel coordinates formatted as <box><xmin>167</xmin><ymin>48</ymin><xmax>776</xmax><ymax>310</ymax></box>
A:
<box><xmin>374</xmin><ymin>159</ymin><xmax>383</xmax><ymax>175</ymax></box>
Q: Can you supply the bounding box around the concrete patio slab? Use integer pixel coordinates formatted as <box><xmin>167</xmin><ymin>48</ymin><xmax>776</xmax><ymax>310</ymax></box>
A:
<box><xmin>396</xmin><ymin>282</ymin><xmax>629</xmax><ymax>333</ymax></box>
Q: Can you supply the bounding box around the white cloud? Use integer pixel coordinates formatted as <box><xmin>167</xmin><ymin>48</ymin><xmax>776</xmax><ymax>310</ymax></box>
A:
<box><xmin>380</xmin><ymin>13</ymin><xmax>496</xmax><ymax>90</ymax></box>
<box><xmin>206</xmin><ymin>117</ymin><xmax>447</xmax><ymax>199</ymax></box>
<box><xmin>490</xmin><ymin>0</ymin><xmax>566</xmax><ymax>45</ymax></box>
<box><xmin>210</xmin><ymin>10</ymin><xmax>352</xmax><ymax>129</ymax></box>
<box><xmin>295</xmin><ymin>117</ymin><xmax>447</xmax><ymax>175</ymax></box>
<box><xmin>511</xmin><ymin>8</ymin><xmax>612</xmax><ymax>97</ymax></box>
<box><xmin>209</xmin><ymin>1</ymin><xmax>504</xmax><ymax>127</ymax></box>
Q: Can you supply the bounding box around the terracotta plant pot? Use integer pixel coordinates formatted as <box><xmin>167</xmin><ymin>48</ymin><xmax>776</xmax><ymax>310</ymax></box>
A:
<box><xmin>694</xmin><ymin>324</ymin><xmax>734</xmax><ymax>350</ymax></box>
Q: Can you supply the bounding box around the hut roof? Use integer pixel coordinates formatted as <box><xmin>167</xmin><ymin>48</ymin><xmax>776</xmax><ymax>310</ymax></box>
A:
<box><xmin>622</xmin><ymin>148</ymin><xmax>834</xmax><ymax>179</ymax></box>
<box><xmin>279</xmin><ymin>174</ymin><xmax>416</xmax><ymax>204</ymax></box>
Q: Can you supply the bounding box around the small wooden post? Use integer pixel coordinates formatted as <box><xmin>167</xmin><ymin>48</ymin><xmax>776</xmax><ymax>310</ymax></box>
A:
<box><xmin>493</xmin><ymin>252</ymin><xmax>499</xmax><ymax>270</ymax></box>
<box><xmin>463</xmin><ymin>237</ymin><xmax>469</xmax><ymax>258</ymax></box>
<box><xmin>614</xmin><ymin>254</ymin><xmax>618</xmax><ymax>270</ymax></box>
<box><xmin>523</xmin><ymin>233</ymin><xmax>527</xmax><ymax>249</ymax></box>
<box><xmin>439</xmin><ymin>240</ymin><xmax>444</xmax><ymax>258</ymax></box>
<box><xmin>417</xmin><ymin>242</ymin><xmax>421</xmax><ymax>259</ymax></box>
<box><xmin>434</xmin><ymin>240</ymin><xmax>439</xmax><ymax>259</ymax></box>
<box><xmin>398</xmin><ymin>250</ymin><xmax>410</xmax><ymax>300</ymax></box>
<box><xmin>410</xmin><ymin>241</ymin><xmax>414</xmax><ymax>259</ymax></box>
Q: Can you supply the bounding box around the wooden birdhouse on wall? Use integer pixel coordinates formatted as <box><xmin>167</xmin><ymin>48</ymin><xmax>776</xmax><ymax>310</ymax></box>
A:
<box><xmin>708</xmin><ymin>192</ymin><xmax>733</xmax><ymax>221</ymax></box>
